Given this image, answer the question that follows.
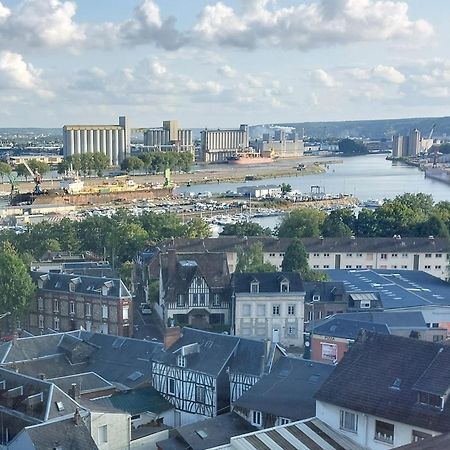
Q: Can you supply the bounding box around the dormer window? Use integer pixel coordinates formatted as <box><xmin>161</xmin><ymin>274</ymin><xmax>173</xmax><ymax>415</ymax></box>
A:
<box><xmin>280</xmin><ymin>280</ymin><xmax>289</xmax><ymax>293</ymax></box>
<box><xmin>69</xmin><ymin>282</ymin><xmax>75</xmax><ymax>293</ymax></box>
<box><xmin>250</xmin><ymin>282</ymin><xmax>259</xmax><ymax>294</ymax></box>
<box><xmin>417</xmin><ymin>391</ymin><xmax>443</xmax><ymax>409</ymax></box>
<box><xmin>360</xmin><ymin>300</ymin><xmax>371</xmax><ymax>309</ymax></box>
<box><xmin>37</xmin><ymin>279</ymin><xmax>44</xmax><ymax>289</ymax></box>
<box><xmin>313</xmin><ymin>294</ymin><xmax>320</xmax><ymax>302</ymax></box>
<box><xmin>177</xmin><ymin>354</ymin><xmax>186</xmax><ymax>368</ymax></box>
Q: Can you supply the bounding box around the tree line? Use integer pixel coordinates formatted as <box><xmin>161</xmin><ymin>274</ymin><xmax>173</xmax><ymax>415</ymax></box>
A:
<box><xmin>120</xmin><ymin>151</ymin><xmax>193</xmax><ymax>174</ymax></box>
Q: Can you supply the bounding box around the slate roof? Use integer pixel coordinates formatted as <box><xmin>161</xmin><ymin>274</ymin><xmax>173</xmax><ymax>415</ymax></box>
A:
<box><xmin>23</xmin><ymin>416</ymin><xmax>98</xmax><ymax>450</ymax></box>
<box><xmin>49</xmin><ymin>372</ymin><xmax>113</xmax><ymax>396</ymax></box>
<box><xmin>233</xmin><ymin>272</ymin><xmax>304</xmax><ymax>293</ymax></box>
<box><xmin>327</xmin><ymin>269</ymin><xmax>450</xmax><ymax>309</ymax></box>
<box><xmin>0</xmin><ymin>331</ymin><xmax>163</xmax><ymax>390</ymax></box>
<box><xmin>303</xmin><ymin>280</ymin><xmax>347</xmax><ymax>303</ymax></box>
<box><xmin>234</xmin><ymin>357</ymin><xmax>335</xmax><ymax>420</ymax></box>
<box><xmin>336</xmin><ymin>311</ymin><xmax>428</xmax><ymax>329</ymax></box>
<box><xmin>310</xmin><ymin>316</ymin><xmax>390</xmax><ymax>340</ymax></box>
<box><xmin>157</xmin><ymin>412</ymin><xmax>256</xmax><ymax>450</ymax></box>
<box><xmin>32</xmin><ymin>271</ymin><xmax>131</xmax><ymax>299</ymax></box>
<box><xmin>153</xmin><ymin>328</ymin><xmax>268</xmax><ymax>378</ymax></box>
<box><xmin>315</xmin><ymin>332</ymin><xmax>450</xmax><ymax>432</ymax></box>
<box><xmin>89</xmin><ymin>386</ymin><xmax>173</xmax><ymax>416</ymax></box>
<box><xmin>396</xmin><ymin>433</ymin><xmax>450</xmax><ymax>450</ymax></box>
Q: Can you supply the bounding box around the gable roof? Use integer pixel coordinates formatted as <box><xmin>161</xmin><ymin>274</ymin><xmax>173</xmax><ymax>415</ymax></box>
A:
<box><xmin>338</xmin><ymin>311</ymin><xmax>428</xmax><ymax>329</ymax></box>
<box><xmin>49</xmin><ymin>372</ymin><xmax>113</xmax><ymax>396</ymax></box>
<box><xmin>234</xmin><ymin>357</ymin><xmax>335</xmax><ymax>420</ymax></box>
<box><xmin>315</xmin><ymin>332</ymin><xmax>450</xmax><ymax>432</ymax></box>
<box><xmin>154</xmin><ymin>328</ymin><xmax>268</xmax><ymax>378</ymax></box>
<box><xmin>303</xmin><ymin>281</ymin><xmax>347</xmax><ymax>303</ymax></box>
<box><xmin>32</xmin><ymin>271</ymin><xmax>131</xmax><ymax>299</ymax></box>
<box><xmin>233</xmin><ymin>272</ymin><xmax>304</xmax><ymax>294</ymax></box>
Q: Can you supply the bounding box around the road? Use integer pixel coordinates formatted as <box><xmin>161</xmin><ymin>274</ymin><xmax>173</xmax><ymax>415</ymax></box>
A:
<box><xmin>132</xmin><ymin>302</ymin><xmax>164</xmax><ymax>342</ymax></box>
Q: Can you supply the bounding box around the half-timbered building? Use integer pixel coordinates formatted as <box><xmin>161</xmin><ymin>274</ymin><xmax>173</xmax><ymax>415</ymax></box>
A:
<box><xmin>157</xmin><ymin>250</ymin><xmax>231</xmax><ymax>330</ymax></box>
<box><xmin>152</xmin><ymin>328</ymin><xmax>280</xmax><ymax>426</ymax></box>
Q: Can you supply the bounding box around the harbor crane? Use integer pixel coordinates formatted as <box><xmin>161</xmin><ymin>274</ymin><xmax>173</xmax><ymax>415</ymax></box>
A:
<box><xmin>21</xmin><ymin>161</ymin><xmax>43</xmax><ymax>194</ymax></box>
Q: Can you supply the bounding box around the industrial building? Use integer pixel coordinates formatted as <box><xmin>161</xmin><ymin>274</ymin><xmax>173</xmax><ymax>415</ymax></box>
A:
<box><xmin>253</xmin><ymin>129</ymin><xmax>304</xmax><ymax>158</ymax></box>
<box><xmin>63</xmin><ymin>116</ymin><xmax>130</xmax><ymax>165</ymax></box>
<box><xmin>392</xmin><ymin>128</ymin><xmax>433</xmax><ymax>158</ymax></box>
<box><xmin>200</xmin><ymin>124</ymin><xmax>249</xmax><ymax>162</ymax></box>
<box><xmin>143</xmin><ymin>120</ymin><xmax>194</xmax><ymax>154</ymax></box>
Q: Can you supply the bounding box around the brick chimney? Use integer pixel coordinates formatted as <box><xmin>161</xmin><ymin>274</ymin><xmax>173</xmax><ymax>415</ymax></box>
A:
<box><xmin>73</xmin><ymin>408</ymin><xmax>82</xmax><ymax>426</ymax></box>
<box><xmin>69</xmin><ymin>383</ymin><xmax>80</xmax><ymax>400</ymax></box>
<box><xmin>164</xmin><ymin>326</ymin><xmax>181</xmax><ymax>350</ymax></box>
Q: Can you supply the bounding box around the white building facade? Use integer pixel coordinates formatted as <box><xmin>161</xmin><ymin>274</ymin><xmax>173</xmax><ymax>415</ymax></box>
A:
<box><xmin>200</xmin><ymin>124</ymin><xmax>249</xmax><ymax>162</ymax></box>
<box><xmin>63</xmin><ymin>116</ymin><xmax>130</xmax><ymax>165</ymax></box>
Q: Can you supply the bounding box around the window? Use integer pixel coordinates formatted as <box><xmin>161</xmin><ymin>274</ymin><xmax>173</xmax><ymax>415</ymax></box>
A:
<box><xmin>345</xmin><ymin>265</ymin><xmax>352</xmax><ymax>269</ymax></box>
<box><xmin>53</xmin><ymin>299</ymin><xmax>59</xmax><ymax>313</ymax></box>
<box><xmin>288</xmin><ymin>305</ymin><xmax>295</xmax><ymax>315</ymax></box>
<box><xmin>199</xmin><ymin>293</ymin><xmax>206</xmax><ymax>306</ymax></box>
<box><xmin>37</xmin><ymin>297</ymin><xmax>44</xmax><ymax>311</ymax></box>
<box><xmin>168</xmin><ymin>378</ymin><xmax>175</xmax><ymax>395</ymax></box>
<box><xmin>123</xmin><ymin>305</ymin><xmax>129</xmax><ymax>321</ymax></box>
<box><xmin>360</xmin><ymin>300</ymin><xmax>371</xmax><ymax>309</ymax></box>
<box><xmin>280</xmin><ymin>281</ymin><xmax>289</xmax><ymax>293</ymax></box>
<box><xmin>340</xmin><ymin>410</ymin><xmax>358</xmax><ymax>432</ymax></box>
<box><xmin>195</xmin><ymin>385</ymin><xmax>205</xmax><ymax>403</ymax></box>
<box><xmin>357</xmin><ymin>253</ymin><xmax>363</xmax><ymax>257</ymax></box>
<box><xmin>412</xmin><ymin>430</ymin><xmax>432</xmax><ymax>443</ymax></box>
<box><xmin>272</xmin><ymin>305</ymin><xmax>280</xmax><ymax>315</ymax></box>
<box><xmin>38</xmin><ymin>315</ymin><xmax>44</xmax><ymax>329</ymax></box>
<box><xmin>435</xmin><ymin>265</ymin><xmax>442</xmax><ymax>269</ymax></box>
<box><xmin>192</xmin><ymin>294</ymin><xmax>198</xmax><ymax>306</ymax></box>
<box><xmin>177</xmin><ymin>294</ymin><xmax>186</xmax><ymax>307</ymax></box>
<box><xmin>250</xmin><ymin>282</ymin><xmax>259</xmax><ymax>293</ymax></box>
<box><xmin>98</xmin><ymin>425</ymin><xmax>108</xmax><ymax>444</ymax></box>
<box><xmin>375</xmin><ymin>420</ymin><xmax>394</xmax><ymax>444</ymax></box>
<box><xmin>402</xmin><ymin>253</ymin><xmax>408</xmax><ymax>257</ymax></box>
<box><xmin>356</xmin><ymin>265</ymin><xmax>362</xmax><ymax>269</ymax></box>
<box><xmin>318</xmin><ymin>311</ymin><xmax>323</xmax><ymax>319</ymax></box>
<box><xmin>102</xmin><ymin>304</ymin><xmax>108</xmax><ymax>319</ymax></box>
<box><xmin>287</xmin><ymin>326</ymin><xmax>296</xmax><ymax>336</ymax></box>
<box><xmin>53</xmin><ymin>317</ymin><xmax>60</xmax><ymax>331</ymax></box>
<box><xmin>277</xmin><ymin>418</ymin><xmax>290</xmax><ymax>426</ymax></box>
<box><xmin>433</xmin><ymin>335</ymin><xmax>444</xmax><ymax>342</ymax></box>
<box><xmin>436</xmin><ymin>253</ymin><xmax>442</xmax><ymax>258</ymax></box>
<box><xmin>418</xmin><ymin>391</ymin><xmax>442</xmax><ymax>409</ymax></box>
<box><xmin>313</xmin><ymin>253</ymin><xmax>320</xmax><ymax>257</ymax></box>
<box><xmin>391</xmin><ymin>253</ymin><xmax>398</xmax><ymax>257</ymax></box>
<box><xmin>256</xmin><ymin>304</ymin><xmax>266</xmax><ymax>316</ymax></box>
<box><xmin>242</xmin><ymin>304</ymin><xmax>251</xmax><ymax>317</ymax></box>
<box><xmin>401</xmin><ymin>265</ymin><xmax>408</xmax><ymax>269</ymax></box>
<box><xmin>324</xmin><ymin>253</ymin><xmax>330</xmax><ymax>257</ymax></box>
<box><xmin>212</xmin><ymin>294</ymin><xmax>220</xmax><ymax>307</ymax></box>
<box><xmin>307</xmin><ymin>311</ymin><xmax>313</xmax><ymax>321</ymax></box>
<box><xmin>425</xmin><ymin>265</ymin><xmax>431</xmax><ymax>269</ymax></box>
<box><xmin>313</xmin><ymin>265</ymin><xmax>320</xmax><ymax>269</ymax></box>
<box><xmin>313</xmin><ymin>295</ymin><xmax>320</xmax><ymax>302</ymax></box>
<box><xmin>346</xmin><ymin>253</ymin><xmax>352</xmax><ymax>257</ymax></box>
<box><xmin>85</xmin><ymin>320</ymin><xmax>91</xmax><ymax>332</ymax></box>
<box><xmin>380</xmin><ymin>253</ymin><xmax>387</xmax><ymax>259</ymax></box>
<box><xmin>251</xmin><ymin>410</ymin><xmax>262</xmax><ymax>426</ymax></box>
<box><xmin>425</xmin><ymin>253</ymin><xmax>432</xmax><ymax>258</ymax></box>
<box><xmin>85</xmin><ymin>303</ymin><xmax>92</xmax><ymax>317</ymax></box>
<box><xmin>177</xmin><ymin>354</ymin><xmax>186</xmax><ymax>368</ymax></box>
<box><xmin>69</xmin><ymin>283</ymin><xmax>75</xmax><ymax>293</ymax></box>
<box><xmin>323</xmin><ymin>265</ymin><xmax>330</xmax><ymax>268</ymax></box>
<box><xmin>69</xmin><ymin>301</ymin><xmax>75</xmax><ymax>315</ymax></box>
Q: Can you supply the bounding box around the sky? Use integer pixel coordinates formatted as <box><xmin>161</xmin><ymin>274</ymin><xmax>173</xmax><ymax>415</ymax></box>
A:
<box><xmin>0</xmin><ymin>0</ymin><xmax>449</xmax><ymax>128</ymax></box>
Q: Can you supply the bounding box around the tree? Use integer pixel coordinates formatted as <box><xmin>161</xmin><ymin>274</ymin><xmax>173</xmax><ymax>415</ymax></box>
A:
<box><xmin>118</xmin><ymin>261</ymin><xmax>133</xmax><ymax>290</ymax></box>
<box><xmin>185</xmin><ymin>218</ymin><xmax>212</xmax><ymax>238</ymax></box>
<box><xmin>321</xmin><ymin>210</ymin><xmax>354</xmax><ymax>238</ymax></box>
<box><xmin>0</xmin><ymin>162</ymin><xmax>12</xmax><ymax>182</ymax></box>
<box><xmin>28</xmin><ymin>160</ymin><xmax>50</xmax><ymax>177</ymax></box>
<box><xmin>0</xmin><ymin>242</ymin><xmax>35</xmax><ymax>322</ymax></box>
<box><xmin>220</xmin><ymin>221</ymin><xmax>272</xmax><ymax>237</ymax></box>
<box><xmin>235</xmin><ymin>242</ymin><xmax>277</xmax><ymax>273</ymax></box>
<box><xmin>121</xmin><ymin>156</ymin><xmax>144</xmax><ymax>173</ymax></box>
<box><xmin>92</xmin><ymin>152</ymin><xmax>110</xmax><ymax>177</ymax></box>
<box><xmin>277</xmin><ymin>208</ymin><xmax>326</xmax><ymax>238</ymax></box>
<box><xmin>57</xmin><ymin>158</ymin><xmax>71</xmax><ymax>175</ymax></box>
<box><xmin>17</xmin><ymin>164</ymin><xmax>31</xmax><ymax>181</ymax></box>
<box><xmin>282</xmin><ymin>238</ymin><xmax>309</xmax><ymax>273</ymax></box>
<box><xmin>280</xmin><ymin>183</ymin><xmax>292</xmax><ymax>195</ymax></box>
<box><xmin>338</xmin><ymin>138</ymin><xmax>368</xmax><ymax>155</ymax></box>
<box><xmin>79</xmin><ymin>153</ymin><xmax>94</xmax><ymax>176</ymax></box>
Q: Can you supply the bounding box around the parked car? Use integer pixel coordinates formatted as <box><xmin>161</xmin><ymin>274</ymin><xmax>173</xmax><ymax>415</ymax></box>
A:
<box><xmin>141</xmin><ymin>304</ymin><xmax>152</xmax><ymax>315</ymax></box>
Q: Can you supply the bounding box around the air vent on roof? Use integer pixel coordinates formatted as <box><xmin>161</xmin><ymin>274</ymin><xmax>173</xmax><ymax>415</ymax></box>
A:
<box><xmin>196</xmin><ymin>430</ymin><xmax>208</xmax><ymax>439</ymax></box>
<box><xmin>390</xmin><ymin>378</ymin><xmax>402</xmax><ymax>391</ymax></box>
<box><xmin>127</xmin><ymin>371</ymin><xmax>144</xmax><ymax>382</ymax></box>
<box><xmin>55</xmin><ymin>401</ymin><xmax>65</xmax><ymax>412</ymax></box>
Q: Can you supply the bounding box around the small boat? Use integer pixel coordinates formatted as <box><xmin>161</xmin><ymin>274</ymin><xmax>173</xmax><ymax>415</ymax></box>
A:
<box><xmin>362</xmin><ymin>199</ymin><xmax>383</xmax><ymax>208</ymax></box>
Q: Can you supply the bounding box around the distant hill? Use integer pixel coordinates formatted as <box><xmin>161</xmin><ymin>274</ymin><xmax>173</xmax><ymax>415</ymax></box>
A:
<box><xmin>250</xmin><ymin>116</ymin><xmax>450</xmax><ymax>140</ymax></box>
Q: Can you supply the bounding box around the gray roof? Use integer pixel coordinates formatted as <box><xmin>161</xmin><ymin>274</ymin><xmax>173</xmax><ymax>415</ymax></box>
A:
<box><xmin>337</xmin><ymin>311</ymin><xmax>428</xmax><ymax>329</ymax></box>
<box><xmin>396</xmin><ymin>432</ymin><xmax>450</xmax><ymax>449</ymax></box>
<box><xmin>316</xmin><ymin>332</ymin><xmax>450</xmax><ymax>432</ymax></box>
<box><xmin>303</xmin><ymin>281</ymin><xmax>347</xmax><ymax>303</ymax></box>
<box><xmin>32</xmin><ymin>271</ymin><xmax>131</xmax><ymax>299</ymax></box>
<box><xmin>310</xmin><ymin>316</ymin><xmax>390</xmax><ymax>340</ymax></box>
<box><xmin>233</xmin><ymin>357</ymin><xmax>335</xmax><ymax>420</ymax></box>
<box><xmin>23</xmin><ymin>416</ymin><xmax>98</xmax><ymax>450</ymax></box>
<box><xmin>49</xmin><ymin>372</ymin><xmax>113</xmax><ymax>396</ymax></box>
<box><xmin>233</xmin><ymin>272</ymin><xmax>304</xmax><ymax>294</ymax></box>
<box><xmin>327</xmin><ymin>269</ymin><xmax>450</xmax><ymax>309</ymax></box>
<box><xmin>0</xmin><ymin>331</ymin><xmax>163</xmax><ymax>390</ymax></box>
<box><xmin>153</xmin><ymin>328</ymin><xmax>268</xmax><ymax>378</ymax></box>
<box><xmin>157</xmin><ymin>412</ymin><xmax>256</xmax><ymax>450</ymax></box>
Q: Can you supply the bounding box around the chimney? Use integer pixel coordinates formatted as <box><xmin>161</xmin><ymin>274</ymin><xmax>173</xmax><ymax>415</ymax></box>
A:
<box><xmin>38</xmin><ymin>373</ymin><xmax>45</xmax><ymax>380</ymax></box>
<box><xmin>73</xmin><ymin>408</ymin><xmax>82</xmax><ymax>426</ymax></box>
<box><xmin>164</xmin><ymin>326</ymin><xmax>182</xmax><ymax>350</ymax></box>
<box><xmin>168</xmin><ymin>249</ymin><xmax>177</xmax><ymax>276</ymax></box>
<box><xmin>69</xmin><ymin>383</ymin><xmax>80</xmax><ymax>400</ymax></box>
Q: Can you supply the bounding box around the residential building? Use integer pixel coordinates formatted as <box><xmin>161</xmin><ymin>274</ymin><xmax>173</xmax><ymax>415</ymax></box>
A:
<box><xmin>158</xmin><ymin>250</ymin><xmax>232</xmax><ymax>330</ymax></box>
<box><xmin>216</xmin><ymin>417</ymin><xmax>364</xmax><ymax>450</ymax></box>
<box><xmin>152</xmin><ymin>327</ymin><xmax>281</xmax><ymax>426</ymax></box>
<box><xmin>30</xmin><ymin>272</ymin><xmax>133</xmax><ymax>336</ymax></box>
<box><xmin>233</xmin><ymin>272</ymin><xmax>305</xmax><ymax>347</ymax></box>
<box><xmin>200</xmin><ymin>124</ymin><xmax>249</xmax><ymax>162</ymax></box>
<box><xmin>156</xmin><ymin>412</ymin><xmax>256</xmax><ymax>450</ymax></box>
<box><xmin>233</xmin><ymin>357</ymin><xmax>334</xmax><ymax>429</ymax></box>
<box><xmin>63</xmin><ymin>115</ymin><xmax>129</xmax><ymax>165</ymax></box>
<box><xmin>140</xmin><ymin>236</ymin><xmax>450</xmax><ymax>280</ymax></box>
<box><xmin>315</xmin><ymin>332</ymin><xmax>450</xmax><ymax>449</ymax></box>
<box><xmin>328</xmin><ymin>269</ymin><xmax>450</xmax><ymax>332</ymax></box>
<box><xmin>143</xmin><ymin>120</ymin><xmax>194</xmax><ymax>154</ymax></box>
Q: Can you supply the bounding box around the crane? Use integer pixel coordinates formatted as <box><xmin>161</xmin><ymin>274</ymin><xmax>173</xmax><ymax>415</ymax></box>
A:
<box><xmin>22</xmin><ymin>161</ymin><xmax>42</xmax><ymax>194</ymax></box>
<box><xmin>428</xmin><ymin>123</ymin><xmax>436</xmax><ymax>140</ymax></box>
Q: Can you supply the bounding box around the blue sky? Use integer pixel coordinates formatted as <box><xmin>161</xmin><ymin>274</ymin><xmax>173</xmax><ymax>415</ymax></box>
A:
<box><xmin>0</xmin><ymin>0</ymin><xmax>449</xmax><ymax>128</ymax></box>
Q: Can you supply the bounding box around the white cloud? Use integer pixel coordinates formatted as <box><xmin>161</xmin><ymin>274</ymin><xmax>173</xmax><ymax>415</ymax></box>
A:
<box><xmin>372</xmin><ymin>65</ymin><xmax>406</xmax><ymax>84</ymax></box>
<box><xmin>192</xmin><ymin>0</ymin><xmax>433</xmax><ymax>50</ymax></box>
<box><xmin>218</xmin><ymin>65</ymin><xmax>237</xmax><ymax>78</ymax></box>
<box><xmin>311</xmin><ymin>69</ymin><xmax>338</xmax><ymax>88</ymax></box>
<box><xmin>0</xmin><ymin>51</ymin><xmax>40</xmax><ymax>89</ymax></box>
<box><xmin>0</xmin><ymin>2</ymin><xmax>10</xmax><ymax>21</ymax></box>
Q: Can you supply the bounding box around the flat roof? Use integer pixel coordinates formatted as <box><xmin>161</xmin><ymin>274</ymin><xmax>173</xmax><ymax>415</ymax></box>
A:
<box><xmin>327</xmin><ymin>269</ymin><xmax>450</xmax><ymax>309</ymax></box>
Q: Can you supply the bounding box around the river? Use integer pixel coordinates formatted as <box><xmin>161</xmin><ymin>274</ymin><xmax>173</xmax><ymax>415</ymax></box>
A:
<box><xmin>177</xmin><ymin>154</ymin><xmax>450</xmax><ymax>203</ymax></box>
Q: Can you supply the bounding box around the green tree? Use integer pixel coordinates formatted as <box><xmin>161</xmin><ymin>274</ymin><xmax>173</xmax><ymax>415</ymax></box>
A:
<box><xmin>28</xmin><ymin>160</ymin><xmax>50</xmax><ymax>176</ymax></box>
<box><xmin>118</xmin><ymin>261</ymin><xmax>133</xmax><ymax>290</ymax></box>
<box><xmin>0</xmin><ymin>242</ymin><xmax>35</xmax><ymax>321</ymax></box>
<box><xmin>280</xmin><ymin>183</ymin><xmax>292</xmax><ymax>195</ymax></box>
<box><xmin>17</xmin><ymin>164</ymin><xmax>31</xmax><ymax>181</ymax></box>
<box><xmin>92</xmin><ymin>152</ymin><xmax>110</xmax><ymax>177</ymax></box>
<box><xmin>121</xmin><ymin>156</ymin><xmax>144</xmax><ymax>173</ymax></box>
<box><xmin>185</xmin><ymin>218</ymin><xmax>212</xmax><ymax>238</ymax></box>
<box><xmin>79</xmin><ymin>153</ymin><xmax>94</xmax><ymax>176</ymax></box>
<box><xmin>0</xmin><ymin>162</ymin><xmax>12</xmax><ymax>182</ymax></box>
<box><xmin>220</xmin><ymin>221</ymin><xmax>272</xmax><ymax>237</ymax></box>
<box><xmin>338</xmin><ymin>138</ymin><xmax>368</xmax><ymax>155</ymax></box>
<box><xmin>321</xmin><ymin>209</ymin><xmax>354</xmax><ymax>237</ymax></box>
<box><xmin>57</xmin><ymin>158</ymin><xmax>71</xmax><ymax>175</ymax></box>
<box><xmin>282</xmin><ymin>238</ymin><xmax>309</xmax><ymax>272</ymax></box>
<box><xmin>355</xmin><ymin>208</ymin><xmax>378</xmax><ymax>236</ymax></box>
<box><xmin>235</xmin><ymin>242</ymin><xmax>277</xmax><ymax>273</ymax></box>
<box><xmin>277</xmin><ymin>208</ymin><xmax>326</xmax><ymax>238</ymax></box>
